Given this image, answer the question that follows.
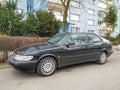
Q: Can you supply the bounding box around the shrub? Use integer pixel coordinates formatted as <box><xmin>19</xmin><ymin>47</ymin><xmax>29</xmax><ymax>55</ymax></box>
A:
<box><xmin>23</xmin><ymin>10</ymin><xmax>60</xmax><ymax>37</ymax></box>
<box><xmin>0</xmin><ymin>1</ymin><xmax>60</xmax><ymax>37</ymax></box>
<box><xmin>0</xmin><ymin>36</ymin><xmax>49</xmax><ymax>62</ymax></box>
<box><xmin>115</xmin><ymin>34</ymin><xmax>120</xmax><ymax>40</ymax></box>
<box><xmin>103</xmin><ymin>35</ymin><xmax>115</xmax><ymax>42</ymax></box>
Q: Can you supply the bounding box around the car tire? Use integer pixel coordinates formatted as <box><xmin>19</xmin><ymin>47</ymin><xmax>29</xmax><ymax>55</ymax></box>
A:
<box><xmin>36</xmin><ymin>57</ymin><xmax>57</xmax><ymax>77</ymax></box>
<box><xmin>97</xmin><ymin>52</ymin><xmax>107</xmax><ymax>64</ymax></box>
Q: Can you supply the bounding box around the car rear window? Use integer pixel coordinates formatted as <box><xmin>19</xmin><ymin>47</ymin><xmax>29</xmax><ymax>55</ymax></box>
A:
<box><xmin>88</xmin><ymin>34</ymin><xmax>101</xmax><ymax>42</ymax></box>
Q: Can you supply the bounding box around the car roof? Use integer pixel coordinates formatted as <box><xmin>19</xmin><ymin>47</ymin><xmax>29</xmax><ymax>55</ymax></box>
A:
<box><xmin>59</xmin><ymin>32</ymin><xmax>97</xmax><ymax>35</ymax></box>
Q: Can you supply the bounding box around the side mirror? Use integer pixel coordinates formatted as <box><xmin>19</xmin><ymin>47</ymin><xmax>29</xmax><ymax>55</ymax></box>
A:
<box><xmin>66</xmin><ymin>42</ymin><xmax>75</xmax><ymax>47</ymax></box>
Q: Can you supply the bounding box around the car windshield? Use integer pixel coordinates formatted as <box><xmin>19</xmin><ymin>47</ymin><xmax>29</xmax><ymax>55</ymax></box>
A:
<box><xmin>47</xmin><ymin>33</ymin><xmax>67</xmax><ymax>44</ymax></box>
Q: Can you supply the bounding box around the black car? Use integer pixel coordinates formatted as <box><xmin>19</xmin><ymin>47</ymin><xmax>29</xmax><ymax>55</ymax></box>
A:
<box><xmin>8</xmin><ymin>33</ymin><xmax>113</xmax><ymax>77</ymax></box>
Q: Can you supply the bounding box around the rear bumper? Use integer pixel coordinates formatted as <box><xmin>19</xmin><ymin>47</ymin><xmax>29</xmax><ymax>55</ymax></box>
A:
<box><xmin>8</xmin><ymin>55</ymin><xmax>38</xmax><ymax>72</ymax></box>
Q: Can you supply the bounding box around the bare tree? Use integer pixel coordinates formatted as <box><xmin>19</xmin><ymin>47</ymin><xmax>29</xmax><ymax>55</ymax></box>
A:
<box><xmin>60</xmin><ymin>0</ymin><xmax>70</xmax><ymax>32</ymax></box>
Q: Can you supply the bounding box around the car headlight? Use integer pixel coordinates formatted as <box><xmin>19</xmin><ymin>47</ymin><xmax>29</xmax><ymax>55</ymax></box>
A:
<box><xmin>14</xmin><ymin>54</ymin><xmax>33</xmax><ymax>61</ymax></box>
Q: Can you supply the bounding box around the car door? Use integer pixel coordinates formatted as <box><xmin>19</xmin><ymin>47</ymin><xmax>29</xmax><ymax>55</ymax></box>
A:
<box><xmin>87</xmin><ymin>34</ymin><xmax>103</xmax><ymax>61</ymax></box>
<box><xmin>60</xmin><ymin>34</ymin><xmax>92</xmax><ymax>66</ymax></box>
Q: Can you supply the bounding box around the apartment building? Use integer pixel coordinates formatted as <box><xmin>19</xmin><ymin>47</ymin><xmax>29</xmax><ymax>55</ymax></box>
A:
<box><xmin>13</xmin><ymin>0</ymin><xmax>118</xmax><ymax>36</ymax></box>
<box><xmin>98</xmin><ymin>0</ymin><xmax>113</xmax><ymax>36</ymax></box>
<box><xmin>113</xmin><ymin>0</ymin><xmax>120</xmax><ymax>36</ymax></box>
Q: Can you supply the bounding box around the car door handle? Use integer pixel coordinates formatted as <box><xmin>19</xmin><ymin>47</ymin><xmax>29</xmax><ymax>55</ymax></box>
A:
<box><xmin>87</xmin><ymin>44</ymin><xmax>95</xmax><ymax>48</ymax></box>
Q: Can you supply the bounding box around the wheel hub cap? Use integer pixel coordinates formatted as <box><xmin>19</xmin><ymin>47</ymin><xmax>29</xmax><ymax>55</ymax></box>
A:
<box><xmin>41</xmin><ymin>59</ymin><xmax>55</xmax><ymax>75</ymax></box>
<box><xmin>101</xmin><ymin>53</ymin><xmax>107</xmax><ymax>63</ymax></box>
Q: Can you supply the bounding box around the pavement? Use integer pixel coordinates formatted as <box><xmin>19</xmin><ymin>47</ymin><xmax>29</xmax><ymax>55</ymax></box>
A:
<box><xmin>0</xmin><ymin>50</ymin><xmax>120</xmax><ymax>90</ymax></box>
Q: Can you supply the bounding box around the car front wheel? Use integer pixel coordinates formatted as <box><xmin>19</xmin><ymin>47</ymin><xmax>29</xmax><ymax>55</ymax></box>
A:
<box><xmin>97</xmin><ymin>52</ymin><xmax>107</xmax><ymax>64</ymax></box>
<box><xmin>36</xmin><ymin>57</ymin><xmax>57</xmax><ymax>77</ymax></box>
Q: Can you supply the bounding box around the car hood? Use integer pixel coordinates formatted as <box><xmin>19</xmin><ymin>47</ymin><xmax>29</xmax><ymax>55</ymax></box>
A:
<box><xmin>14</xmin><ymin>42</ymin><xmax>57</xmax><ymax>55</ymax></box>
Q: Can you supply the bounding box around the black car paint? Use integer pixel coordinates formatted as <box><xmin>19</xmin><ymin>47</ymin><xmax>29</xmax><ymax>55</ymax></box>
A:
<box><xmin>8</xmin><ymin>33</ymin><xmax>113</xmax><ymax>72</ymax></box>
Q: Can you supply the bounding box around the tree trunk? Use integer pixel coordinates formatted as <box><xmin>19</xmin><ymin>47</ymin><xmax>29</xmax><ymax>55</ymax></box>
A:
<box><xmin>62</xmin><ymin>0</ymin><xmax>70</xmax><ymax>32</ymax></box>
<box><xmin>63</xmin><ymin>6</ymin><xmax>67</xmax><ymax>32</ymax></box>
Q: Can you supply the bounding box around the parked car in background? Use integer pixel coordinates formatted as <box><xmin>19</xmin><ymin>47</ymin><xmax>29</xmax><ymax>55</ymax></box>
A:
<box><xmin>8</xmin><ymin>33</ymin><xmax>113</xmax><ymax>77</ymax></box>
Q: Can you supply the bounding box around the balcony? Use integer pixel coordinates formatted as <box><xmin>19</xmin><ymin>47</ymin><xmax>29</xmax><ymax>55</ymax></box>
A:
<box><xmin>98</xmin><ymin>7</ymin><xmax>106</xmax><ymax>12</ymax></box>
<box><xmin>98</xmin><ymin>26</ymin><xmax>106</xmax><ymax>30</ymax></box>
<box><xmin>107</xmin><ymin>1</ymin><xmax>113</xmax><ymax>5</ymax></box>
<box><xmin>47</xmin><ymin>0</ymin><xmax>64</xmax><ymax>11</ymax></box>
<box><xmin>99</xmin><ymin>0</ymin><xmax>107</xmax><ymax>3</ymax></box>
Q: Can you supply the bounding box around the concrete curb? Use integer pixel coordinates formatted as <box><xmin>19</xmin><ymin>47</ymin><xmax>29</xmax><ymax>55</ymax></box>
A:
<box><xmin>0</xmin><ymin>63</ymin><xmax>11</xmax><ymax>69</ymax></box>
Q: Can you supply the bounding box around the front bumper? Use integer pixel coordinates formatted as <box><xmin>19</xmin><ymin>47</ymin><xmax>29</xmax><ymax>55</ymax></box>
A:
<box><xmin>108</xmin><ymin>50</ymin><xmax>113</xmax><ymax>57</ymax></box>
<box><xmin>8</xmin><ymin>55</ymin><xmax>38</xmax><ymax>72</ymax></box>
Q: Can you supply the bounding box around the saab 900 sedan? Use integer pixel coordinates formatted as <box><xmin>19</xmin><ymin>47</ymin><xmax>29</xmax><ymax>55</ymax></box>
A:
<box><xmin>8</xmin><ymin>33</ymin><xmax>113</xmax><ymax>77</ymax></box>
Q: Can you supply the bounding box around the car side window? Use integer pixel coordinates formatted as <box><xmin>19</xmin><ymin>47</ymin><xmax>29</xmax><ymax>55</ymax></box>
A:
<box><xmin>88</xmin><ymin>34</ymin><xmax>101</xmax><ymax>43</ymax></box>
<box><xmin>68</xmin><ymin>34</ymin><xmax>88</xmax><ymax>45</ymax></box>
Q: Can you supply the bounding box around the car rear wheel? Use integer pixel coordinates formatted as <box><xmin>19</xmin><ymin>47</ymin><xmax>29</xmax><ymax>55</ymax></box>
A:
<box><xmin>36</xmin><ymin>57</ymin><xmax>57</xmax><ymax>77</ymax></box>
<box><xmin>97</xmin><ymin>52</ymin><xmax>107</xmax><ymax>64</ymax></box>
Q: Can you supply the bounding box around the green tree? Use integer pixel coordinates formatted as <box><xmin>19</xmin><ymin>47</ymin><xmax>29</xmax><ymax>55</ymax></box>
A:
<box><xmin>0</xmin><ymin>1</ymin><xmax>23</xmax><ymax>36</ymax></box>
<box><xmin>23</xmin><ymin>13</ymin><xmax>37</xmax><ymax>36</ymax></box>
<box><xmin>5</xmin><ymin>1</ymin><xmax>23</xmax><ymax>36</ymax></box>
<box><xmin>104</xmin><ymin>6</ymin><xmax>118</xmax><ymax>36</ymax></box>
<box><xmin>35</xmin><ymin>10</ymin><xmax>60</xmax><ymax>37</ymax></box>
<box><xmin>60</xmin><ymin>0</ymin><xmax>70</xmax><ymax>32</ymax></box>
<box><xmin>0</xmin><ymin>3</ymin><xmax>8</xmax><ymax>35</ymax></box>
<box><xmin>0</xmin><ymin>1</ymin><xmax>60</xmax><ymax>37</ymax></box>
<box><xmin>23</xmin><ymin>10</ymin><xmax>60</xmax><ymax>37</ymax></box>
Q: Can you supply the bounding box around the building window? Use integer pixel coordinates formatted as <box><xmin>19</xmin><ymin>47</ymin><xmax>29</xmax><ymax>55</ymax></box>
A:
<box><xmin>15</xmin><ymin>9</ymin><xmax>23</xmax><ymax>14</ymax></box>
<box><xmin>71</xmin><ymin>1</ymin><xmax>81</xmax><ymax>8</ymax></box>
<box><xmin>88</xmin><ymin>19</ymin><xmax>94</xmax><ymax>25</ymax></box>
<box><xmin>54</xmin><ymin>11</ymin><xmax>62</xmax><ymax>16</ymax></box>
<box><xmin>98</xmin><ymin>21</ymin><xmax>103</xmax><ymax>25</ymax></box>
<box><xmin>98</xmin><ymin>11</ymin><xmax>105</xmax><ymax>17</ymax></box>
<box><xmin>27</xmin><ymin>6</ymin><xmax>32</xmax><ymax>11</ymax></box>
<box><xmin>71</xmin><ymin>27</ymin><xmax>80</xmax><ymax>32</ymax></box>
<box><xmin>98</xmin><ymin>21</ymin><xmax>105</xmax><ymax>27</ymax></box>
<box><xmin>49</xmin><ymin>10</ymin><xmax>62</xmax><ymax>16</ymax></box>
<box><xmin>89</xmin><ymin>0</ymin><xmax>95</xmax><ymax>4</ymax></box>
<box><xmin>88</xmin><ymin>9</ymin><xmax>95</xmax><ymax>15</ymax></box>
<box><xmin>70</xmin><ymin>14</ymin><xmax>80</xmax><ymax>21</ymax></box>
<box><xmin>88</xmin><ymin>30</ymin><xmax>94</xmax><ymax>33</ymax></box>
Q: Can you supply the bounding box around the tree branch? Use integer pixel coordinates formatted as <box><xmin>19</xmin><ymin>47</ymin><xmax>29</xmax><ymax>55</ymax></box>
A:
<box><xmin>60</xmin><ymin>0</ymin><xmax>65</xmax><ymax>6</ymax></box>
<box><xmin>66</xmin><ymin>0</ymin><xmax>70</xmax><ymax>10</ymax></box>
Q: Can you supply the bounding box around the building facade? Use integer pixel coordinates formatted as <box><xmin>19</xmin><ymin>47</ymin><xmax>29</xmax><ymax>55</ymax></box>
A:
<box><xmin>0</xmin><ymin>0</ymin><xmax>6</xmax><ymax>4</ymax></box>
<box><xmin>98</xmin><ymin>0</ymin><xmax>114</xmax><ymax>36</ymax></box>
<box><xmin>113</xmin><ymin>0</ymin><xmax>120</xmax><ymax>37</ymax></box>
<box><xmin>13</xmin><ymin>0</ymin><xmax>118</xmax><ymax>36</ymax></box>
